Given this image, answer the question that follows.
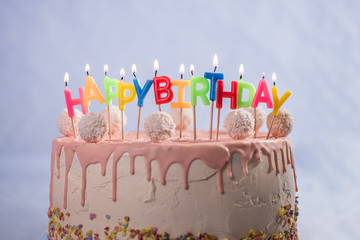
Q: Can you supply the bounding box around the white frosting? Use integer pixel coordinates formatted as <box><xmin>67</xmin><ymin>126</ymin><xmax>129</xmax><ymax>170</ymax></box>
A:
<box><xmin>57</xmin><ymin>108</ymin><xmax>83</xmax><ymax>137</ymax></box>
<box><xmin>223</xmin><ymin>109</ymin><xmax>254</xmax><ymax>139</ymax></box>
<box><xmin>144</xmin><ymin>112</ymin><xmax>176</xmax><ymax>142</ymax></box>
<box><xmin>168</xmin><ymin>108</ymin><xmax>193</xmax><ymax>130</ymax></box>
<box><xmin>266</xmin><ymin>108</ymin><xmax>293</xmax><ymax>138</ymax></box>
<box><xmin>244</xmin><ymin>107</ymin><xmax>266</xmax><ymax>132</ymax></box>
<box><xmin>51</xmin><ymin>144</ymin><xmax>295</xmax><ymax>239</ymax></box>
<box><xmin>78</xmin><ymin>113</ymin><xmax>107</xmax><ymax>143</ymax></box>
<box><xmin>100</xmin><ymin>105</ymin><xmax>127</xmax><ymax>136</ymax></box>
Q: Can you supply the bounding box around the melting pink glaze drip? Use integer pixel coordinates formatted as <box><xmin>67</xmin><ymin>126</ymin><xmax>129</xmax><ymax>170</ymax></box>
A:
<box><xmin>49</xmin><ymin>133</ymin><xmax>297</xmax><ymax>209</ymax></box>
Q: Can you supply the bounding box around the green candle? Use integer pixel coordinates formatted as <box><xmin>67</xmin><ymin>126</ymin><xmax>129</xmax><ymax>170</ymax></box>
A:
<box><xmin>190</xmin><ymin>77</ymin><xmax>210</xmax><ymax>106</ymax></box>
<box><xmin>104</xmin><ymin>77</ymin><xmax>119</xmax><ymax>106</ymax></box>
<box><xmin>237</xmin><ymin>80</ymin><xmax>255</xmax><ymax>108</ymax></box>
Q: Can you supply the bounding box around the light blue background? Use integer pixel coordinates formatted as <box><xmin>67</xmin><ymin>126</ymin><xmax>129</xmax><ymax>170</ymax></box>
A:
<box><xmin>0</xmin><ymin>0</ymin><xmax>359</xmax><ymax>239</ymax></box>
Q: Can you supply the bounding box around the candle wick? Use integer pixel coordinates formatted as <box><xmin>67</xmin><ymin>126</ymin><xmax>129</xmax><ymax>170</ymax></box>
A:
<box><xmin>213</xmin><ymin>66</ymin><xmax>217</xmax><ymax>73</ymax></box>
<box><xmin>105</xmin><ymin>72</ymin><xmax>108</xmax><ymax>77</ymax></box>
<box><xmin>181</xmin><ymin>74</ymin><xmax>183</xmax><ymax>80</ymax></box>
<box><xmin>155</xmin><ymin>70</ymin><xmax>158</xmax><ymax>77</ymax></box>
<box><xmin>86</xmin><ymin>72</ymin><xmax>89</xmax><ymax>76</ymax></box>
<box><xmin>121</xmin><ymin>77</ymin><xmax>124</xmax><ymax>81</ymax></box>
<box><xmin>240</xmin><ymin>75</ymin><xmax>242</xmax><ymax>80</ymax></box>
<box><xmin>133</xmin><ymin>72</ymin><xmax>137</xmax><ymax>78</ymax></box>
<box><xmin>65</xmin><ymin>82</ymin><xmax>68</xmax><ymax>88</ymax></box>
<box><xmin>273</xmin><ymin>82</ymin><xmax>276</xmax><ymax>86</ymax></box>
<box><xmin>191</xmin><ymin>71</ymin><xmax>194</xmax><ymax>76</ymax></box>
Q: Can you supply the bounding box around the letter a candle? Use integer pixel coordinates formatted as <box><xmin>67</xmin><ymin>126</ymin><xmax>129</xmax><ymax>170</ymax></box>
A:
<box><xmin>84</xmin><ymin>64</ymin><xmax>105</xmax><ymax>112</ymax></box>
<box><xmin>251</xmin><ymin>73</ymin><xmax>274</xmax><ymax>138</ymax></box>
<box><xmin>267</xmin><ymin>73</ymin><xmax>292</xmax><ymax>139</ymax></box>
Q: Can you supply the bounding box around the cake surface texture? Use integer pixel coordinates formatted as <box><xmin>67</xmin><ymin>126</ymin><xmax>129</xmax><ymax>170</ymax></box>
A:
<box><xmin>48</xmin><ymin>131</ymin><xmax>298</xmax><ymax>240</ymax></box>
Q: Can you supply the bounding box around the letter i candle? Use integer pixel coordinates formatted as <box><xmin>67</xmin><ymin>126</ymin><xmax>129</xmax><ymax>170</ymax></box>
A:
<box><xmin>171</xmin><ymin>64</ymin><xmax>190</xmax><ymax>138</ymax></box>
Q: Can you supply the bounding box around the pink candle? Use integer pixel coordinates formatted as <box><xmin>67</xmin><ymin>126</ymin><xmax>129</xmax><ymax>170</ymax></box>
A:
<box><xmin>251</xmin><ymin>74</ymin><xmax>274</xmax><ymax>109</ymax></box>
<box><xmin>64</xmin><ymin>73</ymin><xmax>87</xmax><ymax>118</ymax></box>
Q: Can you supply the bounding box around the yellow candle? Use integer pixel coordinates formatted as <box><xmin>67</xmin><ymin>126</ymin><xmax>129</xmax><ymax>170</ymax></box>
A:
<box><xmin>118</xmin><ymin>68</ymin><xmax>136</xmax><ymax>111</ymax></box>
<box><xmin>84</xmin><ymin>64</ymin><xmax>105</xmax><ymax>107</ymax></box>
<box><xmin>271</xmin><ymin>73</ymin><xmax>292</xmax><ymax>115</ymax></box>
<box><xmin>171</xmin><ymin>64</ymin><xmax>191</xmax><ymax>109</ymax></box>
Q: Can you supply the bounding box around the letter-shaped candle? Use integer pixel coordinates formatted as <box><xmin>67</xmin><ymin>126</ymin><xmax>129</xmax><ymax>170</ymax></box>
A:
<box><xmin>83</xmin><ymin>64</ymin><xmax>105</xmax><ymax>107</ymax></box>
<box><xmin>104</xmin><ymin>66</ymin><xmax>119</xmax><ymax>106</ymax></box>
<box><xmin>216</xmin><ymin>80</ymin><xmax>238</xmax><ymax>109</ymax></box>
<box><xmin>204</xmin><ymin>72</ymin><xmax>224</xmax><ymax>102</ymax></box>
<box><xmin>271</xmin><ymin>73</ymin><xmax>291</xmax><ymax>115</ymax></box>
<box><xmin>251</xmin><ymin>75</ymin><xmax>274</xmax><ymax>109</ymax></box>
<box><xmin>171</xmin><ymin>65</ymin><xmax>191</xmax><ymax>109</ymax></box>
<box><xmin>118</xmin><ymin>71</ymin><xmax>136</xmax><ymax>111</ymax></box>
<box><xmin>153</xmin><ymin>76</ymin><xmax>174</xmax><ymax>105</ymax></box>
<box><xmin>64</xmin><ymin>73</ymin><xmax>87</xmax><ymax>117</ymax></box>
<box><xmin>237</xmin><ymin>65</ymin><xmax>255</xmax><ymax>108</ymax></box>
<box><xmin>190</xmin><ymin>77</ymin><xmax>210</xmax><ymax>106</ymax></box>
<box><xmin>133</xmin><ymin>79</ymin><xmax>153</xmax><ymax>107</ymax></box>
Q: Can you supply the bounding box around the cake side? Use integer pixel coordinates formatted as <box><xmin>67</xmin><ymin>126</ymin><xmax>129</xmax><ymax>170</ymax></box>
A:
<box><xmin>48</xmin><ymin>135</ymin><xmax>298</xmax><ymax>240</ymax></box>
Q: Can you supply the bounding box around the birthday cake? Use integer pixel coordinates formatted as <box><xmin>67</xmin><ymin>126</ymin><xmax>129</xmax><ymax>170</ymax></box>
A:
<box><xmin>48</xmin><ymin>61</ymin><xmax>298</xmax><ymax>240</ymax></box>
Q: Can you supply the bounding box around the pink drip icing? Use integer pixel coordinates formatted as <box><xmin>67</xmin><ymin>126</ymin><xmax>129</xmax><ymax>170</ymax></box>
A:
<box><xmin>49</xmin><ymin>133</ymin><xmax>298</xmax><ymax>209</ymax></box>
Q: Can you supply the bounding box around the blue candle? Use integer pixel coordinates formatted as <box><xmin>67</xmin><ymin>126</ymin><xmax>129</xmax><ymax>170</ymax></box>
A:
<box><xmin>204</xmin><ymin>72</ymin><xmax>224</xmax><ymax>101</ymax></box>
<box><xmin>133</xmin><ymin>78</ymin><xmax>153</xmax><ymax>107</ymax></box>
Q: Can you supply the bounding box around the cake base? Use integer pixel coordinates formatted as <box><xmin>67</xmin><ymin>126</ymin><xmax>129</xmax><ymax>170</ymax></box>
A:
<box><xmin>48</xmin><ymin>132</ymin><xmax>298</xmax><ymax>240</ymax></box>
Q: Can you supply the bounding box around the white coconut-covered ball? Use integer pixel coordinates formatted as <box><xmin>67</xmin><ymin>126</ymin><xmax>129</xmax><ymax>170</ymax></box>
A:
<box><xmin>57</xmin><ymin>108</ymin><xmax>83</xmax><ymax>137</ymax></box>
<box><xmin>243</xmin><ymin>106</ymin><xmax>266</xmax><ymax>132</ymax></box>
<box><xmin>144</xmin><ymin>112</ymin><xmax>176</xmax><ymax>142</ymax></box>
<box><xmin>168</xmin><ymin>108</ymin><xmax>193</xmax><ymax>130</ymax></box>
<box><xmin>78</xmin><ymin>112</ymin><xmax>107</xmax><ymax>143</ymax></box>
<box><xmin>266</xmin><ymin>108</ymin><xmax>294</xmax><ymax>138</ymax></box>
<box><xmin>100</xmin><ymin>105</ymin><xmax>127</xmax><ymax>136</ymax></box>
<box><xmin>223</xmin><ymin>109</ymin><xmax>254</xmax><ymax>139</ymax></box>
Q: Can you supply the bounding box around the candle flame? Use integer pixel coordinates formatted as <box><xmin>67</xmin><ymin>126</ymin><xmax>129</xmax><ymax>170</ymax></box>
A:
<box><xmin>213</xmin><ymin>54</ymin><xmax>218</xmax><ymax>67</ymax></box>
<box><xmin>104</xmin><ymin>64</ymin><xmax>109</xmax><ymax>73</ymax></box>
<box><xmin>190</xmin><ymin>64</ymin><xmax>194</xmax><ymax>74</ymax></box>
<box><xmin>239</xmin><ymin>64</ymin><xmax>244</xmax><ymax>75</ymax></box>
<box><xmin>153</xmin><ymin>59</ymin><xmax>159</xmax><ymax>72</ymax></box>
<box><xmin>179</xmin><ymin>64</ymin><xmax>185</xmax><ymax>75</ymax></box>
<box><xmin>120</xmin><ymin>68</ymin><xmax>125</xmax><ymax>77</ymax></box>
<box><xmin>132</xmin><ymin>64</ymin><xmax>137</xmax><ymax>74</ymax></box>
<box><xmin>64</xmin><ymin>72</ymin><xmax>69</xmax><ymax>83</ymax></box>
<box><xmin>85</xmin><ymin>64</ymin><xmax>90</xmax><ymax>73</ymax></box>
<box><xmin>272</xmin><ymin>72</ymin><xmax>277</xmax><ymax>82</ymax></box>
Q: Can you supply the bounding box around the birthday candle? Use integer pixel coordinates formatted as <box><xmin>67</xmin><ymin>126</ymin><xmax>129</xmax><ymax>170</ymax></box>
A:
<box><xmin>104</xmin><ymin>65</ymin><xmax>119</xmax><ymax>106</ymax></box>
<box><xmin>237</xmin><ymin>64</ymin><xmax>256</xmax><ymax>108</ymax></box>
<box><xmin>271</xmin><ymin>73</ymin><xmax>292</xmax><ymax>116</ymax></box>
<box><xmin>216</xmin><ymin>81</ymin><xmax>238</xmax><ymax>110</ymax></box>
<box><xmin>153</xmin><ymin>60</ymin><xmax>173</xmax><ymax>111</ymax></box>
<box><xmin>64</xmin><ymin>73</ymin><xmax>87</xmax><ymax>118</ymax></box>
<box><xmin>83</xmin><ymin>64</ymin><xmax>105</xmax><ymax>108</ymax></box>
<box><xmin>251</xmin><ymin>74</ymin><xmax>274</xmax><ymax>109</ymax></box>
<box><xmin>118</xmin><ymin>68</ymin><xmax>136</xmax><ymax>111</ymax></box>
<box><xmin>190</xmin><ymin>77</ymin><xmax>210</xmax><ymax>106</ymax></box>
<box><xmin>171</xmin><ymin>64</ymin><xmax>191</xmax><ymax>109</ymax></box>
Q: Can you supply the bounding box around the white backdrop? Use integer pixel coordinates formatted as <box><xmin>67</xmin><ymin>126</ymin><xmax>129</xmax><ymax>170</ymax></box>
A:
<box><xmin>0</xmin><ymin>0</ymin><xmax>359</xmax><ymax>239</ymax></box>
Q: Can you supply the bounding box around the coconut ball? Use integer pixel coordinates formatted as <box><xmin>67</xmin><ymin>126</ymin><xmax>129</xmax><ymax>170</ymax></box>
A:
<box><xmin>144</xmin><ymin>112</ymin><xmax>176</xmax><ymax>142</ymax></box>
<box><xmin>243</xmin><ymin>107</ymin><xmax>266</xmax><ymax>132</ymax></box>
<box><xmin>168</xmin><ymin>108</ymin><xmax>193</xmax><ymax>130</ymax></box>
<box><xmin>57</xmin><ymin>108</ymin><xmax>83</xmax><ymax>137</ymax></box>
<box><xmin>100</xmin><ymin>105</ymin><xmax>127</xmax><ymax>136</ymax></box>
<box><xmin>266</xmin><ymin>108</ymin><xmax>293</xmax><ymax>138</ymax></box>
<box><xmin>223</xmin><ymin>109</ymin><xmax>254</xmax><ymax>140</ymax></box>
<box><xmin>78</xmin><ymin>112</ymin><xmax>107</xmax><ymax>143</ymax></box>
